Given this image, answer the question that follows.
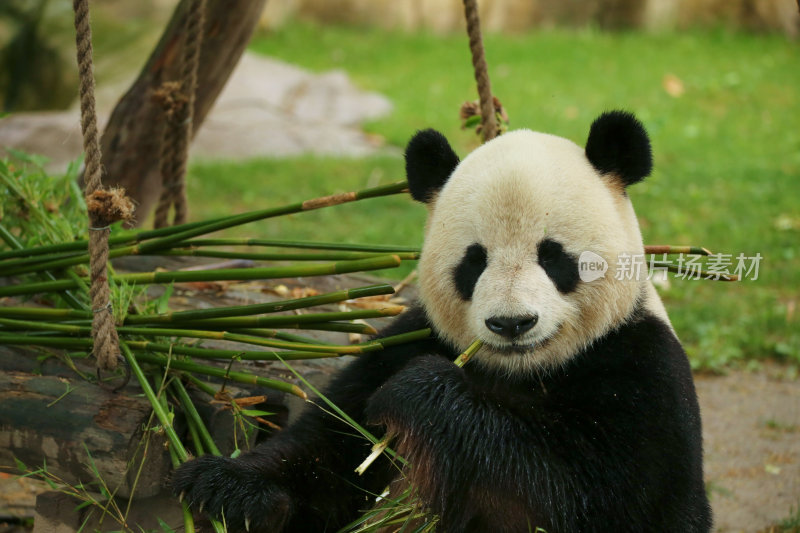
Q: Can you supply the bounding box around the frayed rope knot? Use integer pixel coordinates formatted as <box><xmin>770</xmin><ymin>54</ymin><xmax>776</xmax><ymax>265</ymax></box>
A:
<box><xmin>152</xmin><ymin>81</ymin><xmax>190</xmax><ymax>123</ymax></box>
<box><xmin>87</xmin><ymin>188</ymin><xmax>135</xmax><ymax>226</ymax></box>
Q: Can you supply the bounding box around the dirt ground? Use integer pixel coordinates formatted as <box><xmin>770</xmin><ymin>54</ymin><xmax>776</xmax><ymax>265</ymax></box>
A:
<box><xmin>697</xmin><ymin>365</ymin><xmax>800</xmax><ymax>532</ymax></box>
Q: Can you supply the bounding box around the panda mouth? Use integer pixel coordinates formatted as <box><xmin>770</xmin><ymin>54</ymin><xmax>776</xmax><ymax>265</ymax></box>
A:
<box><xmin>489</xmin><ymin>330</ymin><xmax>558</xmax><ymax>355</ymax></box>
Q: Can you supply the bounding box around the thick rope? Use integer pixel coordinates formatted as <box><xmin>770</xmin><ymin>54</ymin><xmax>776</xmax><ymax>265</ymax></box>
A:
<box><xmin>463</xmin><ymin>0</ymin><xmax>498</xmax><ymax>143</ymax></box>
<box><xmin>73</xmin><ymin>0</ymin><xmax>129</xmax><ymax>371</ymax></box>
<box><xmin>154</xmin><ymin>0</ymin><xmax>207</xmax><ymax>228</ymax></box>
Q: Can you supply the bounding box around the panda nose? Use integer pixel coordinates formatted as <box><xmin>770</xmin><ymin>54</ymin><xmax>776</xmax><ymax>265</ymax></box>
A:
<box><xmin>485</xmin><ymin>315</ymin><xmax>538</xmax><ymax>339</ymax></box>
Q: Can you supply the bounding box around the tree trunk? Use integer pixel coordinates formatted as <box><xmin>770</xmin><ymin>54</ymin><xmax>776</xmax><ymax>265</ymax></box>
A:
<box><xmin>97</xmin><ymin>0</ymin><xmax>268</xmax><ymax>225</ymax></box>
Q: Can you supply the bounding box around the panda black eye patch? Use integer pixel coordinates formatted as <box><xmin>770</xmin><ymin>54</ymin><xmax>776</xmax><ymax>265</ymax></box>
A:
<box><xmin>537</xmin><ymin>239</ymin><xmax>580</xmax><ymax>293</ymax></box>
<box><xmin>453</xmin><ymin>243</ymin><xmax>488</xmax><ymax>300</ymax></box>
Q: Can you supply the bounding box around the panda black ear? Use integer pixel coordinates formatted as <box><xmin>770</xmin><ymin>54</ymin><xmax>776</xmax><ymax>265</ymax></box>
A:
<box><xmin>585</xmin><ymin>111</ymin><xmax>653</xmax><ymax>187</ymax></box>
<box><xmin>405</xmin><ymin>129</ymin><xmax>460</xmax><ymax>203</ymax></box>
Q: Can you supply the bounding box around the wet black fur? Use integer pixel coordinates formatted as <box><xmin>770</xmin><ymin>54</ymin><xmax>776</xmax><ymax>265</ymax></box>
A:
<box><xmin>172</xmin><ymin>306</ymin><xmax>711</xmax><ymax>532</ymax></box>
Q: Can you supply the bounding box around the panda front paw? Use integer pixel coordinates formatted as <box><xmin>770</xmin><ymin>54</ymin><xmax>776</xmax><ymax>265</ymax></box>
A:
<box><xmin>172</xmin><ymin>455</ymin><xmax>293</xmax><ymax>532</ymax></box>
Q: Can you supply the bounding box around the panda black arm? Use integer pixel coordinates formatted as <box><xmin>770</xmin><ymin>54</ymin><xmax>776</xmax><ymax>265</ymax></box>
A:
<box><xmin>171</xmin><ymin>307</ymin><xmax>454</xmax><ymax>533</ymax></box>
<box><xmin>365</xmin><ymin>315</ymin><xmax>710</xmax><ymax>533</ymax></box>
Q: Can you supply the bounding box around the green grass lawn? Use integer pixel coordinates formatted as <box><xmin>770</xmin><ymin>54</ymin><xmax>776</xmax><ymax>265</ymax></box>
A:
<box><xmin>186</xmin><ymin>21</ymin><xmax>799</xmax><ymax>370</ymax></box>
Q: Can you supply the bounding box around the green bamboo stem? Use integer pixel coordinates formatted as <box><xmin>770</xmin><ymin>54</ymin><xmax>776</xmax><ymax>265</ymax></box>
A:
<box><xmin>157</xmin><ymin>249</ymin><xmax>419</xmax><ymax>262</ymax></box>
<box><xmin>133</xmin><ymin>351</ymin><xmax>307</xmax><ymax>399</ymax></box>
<box><xmin>125</xmin><ymin>341</ymin><xmax>335</xmax><ymax>361</ymax></box>
<box><xmin>0</xmin><ymin>317</ymin><xmax>84</xmax><ymax>333</ymax></box>
<box><xmin>0</xmin><ymin>223</ymin><xmax>86</xmax><ymax>309</ymax></box>
<box><xmin>0</xmin><ymin>317</ymin><xmax>362</xmax><ymax>354</ymax></box>
<box><xmin>171</xmin><ymin>379</ymin><xmax>221</xmax><ymax>456</ymax></box>
<box><xmin>644</xmin><ymin>245</ymin><xmax>712</xmax><ymax>256</ymax></box>
<box><xmin>124</xmin><ymin>327</ymin><xmax>365</xmax><ymax>353</ymax></box>
<box><xmin>0</xmin><ymin>306</ymin><xmax>91</xmax><ymax>321</ymax></box>
<box><xmin>184</xmin><ymin>416</ymin><xmax>206</xmax><ymax>457</ymax></box>
<box><xmin>453</xmin><ymin>338</ymin><xmax>484</xmax><ymax>367</ymax></box>
<box><xmin>124</xmin><ymin>283</ymin><xmax>395</xmax><ymax>324</ymax></box>
<box><xmin>0</xmin><ymin>181</ymin><xmax>409</xmax><ymax>262</ymax></box>
<box><xmin>167</xmin><ymin>306</ymin><xmax>404</xmax><ymax>330</ymax></box>
<box><xmin>133</xmin><ymin>181</ymin><xmax>408</xmax><ymax>256</ymax></box>
<box><xmin>0</xmin><ymin>332</ymin><xmax>330</xmax><ymax>361</ymax></box>
<box><xmin>0</xmin><ymin>335</ymin><xmax>92</xmax><ymax>349</ymax></box>
<box><xmin>290</xmin><ymin>321</ymin><xmax>378</xmax><ymax>335</ymax></box>
<box><xmin>167</xmin><ymin>445</ymin><xmax>197</xmax><ymax>533</ymax></box>
<box><xmin>180</xmin><ymin>372</ymin><xmax>218</xmax><ymax>398</ymax></box>
<box><xmin>120</xmin><ymin>343</ymin><xmax>189</xmax><ymax>462</ymax></box>
<box><xmin>0</xmin><ymin>255</ymin><xmax>403</xmax><ymax>297</ymax></box>
<box><xmin>0</xmin><ymin>249</ymin><xmax>86</xmax><ymax>273</ymax></box>
<box><xmin>0</xmin><ymin>316</ymin><xmax>430</xmax><ymax>356</ymax></box>
<box><xmin>234</xmin><ymin>328</ymin><xmax>333</xmax><ymax>345</ymax></box>
<box><xmin>0</xmin><ymin>284</ymin><xmax>395</xmax><ymax>328</ymax></box>
<box><xmin>0</xmin><ymin>313</ymin><xmax>378</xmax><ymax>336</ymax></box>
<box><xmin>182</xmin><ymin>238</ymin><xmax>420</xmax><ymax>254</ymax></box>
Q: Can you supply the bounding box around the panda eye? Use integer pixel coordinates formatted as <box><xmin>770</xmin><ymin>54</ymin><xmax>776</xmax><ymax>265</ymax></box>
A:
<box><xmin>537</xmin><ymin>239</ymin><xmax>580</xmax><ymax>293</ymax></box>
<box><xmin>453</xmin><ymin>243</ymin><xmax>487</xmax><ymax>300</ymax></box>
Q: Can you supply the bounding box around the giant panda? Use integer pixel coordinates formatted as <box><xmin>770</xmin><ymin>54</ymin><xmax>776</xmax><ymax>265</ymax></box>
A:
<box><xmin>172</xmin><ymin>111</ymin><xmax>712</xmax><ymax>533</ymax></box>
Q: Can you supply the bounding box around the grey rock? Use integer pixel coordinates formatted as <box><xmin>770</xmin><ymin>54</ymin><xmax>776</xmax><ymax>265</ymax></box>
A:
<box><xmin>0</xmin><ymin>53</ymin><xmax>394</xmax><ymax>170</ymax></box>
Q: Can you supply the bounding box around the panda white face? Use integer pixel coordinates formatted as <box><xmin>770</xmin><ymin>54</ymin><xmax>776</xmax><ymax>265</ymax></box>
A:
<box><xmin>406</xmin><ymin>113</ymin><xmax>661</xmax><ymax>373</ymax></box>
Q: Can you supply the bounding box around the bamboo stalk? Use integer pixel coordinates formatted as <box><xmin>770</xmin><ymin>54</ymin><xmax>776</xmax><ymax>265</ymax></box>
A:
<box><xmin>121</xmin><ymin>343</ymin><xmax>189</xmax><ymax>461</ymax></box>
<box><xmin>168</xmin><ymin>445</ymin><xmax>197</xmax><ymax>533</ymax></box>
<box><xmin>0</xmin><ymin>332</ymin><xmax>329</xmax><ymax>361</ymax></box>
<box><xmin>165</xmin><ymin>307</ymin><xmax>404</xmax><ymax>330</ymax></box>
<box><xmin>122</xmin><ymin>342</ymin><xmax>335</xmax><ymax>361</ymax></box>
<box><xmin>290</xmin><ymin>321</ymin><xmax>378</xmax><ymax>335</ymax></box>
<box><xmin>182</xmin><ymin>238</ymin><xmax>420</xmax><ymax>254</ymax></box>
<box><xmin>234</xmin><ymin>329</ymin><xmax>333</xmax><ymax>345</ymax></box>
<box><xmin>453</xmin><ymin>338</ymin><xmax>483</xmax><ymax>367</ymax></box>
<box><xmin>171</xmin><ymin>378</ymin><xmax>221</xmax><ymax>456</ymax></box>
<box><xmin>0</xmin><ymin>335</ymin><xmax>92</xmax><ymax>348</ymax></box>
<box><xmin>0</xmin><ymin>317</ymin><xmax>429</xmax><ymax>356</ymax></box>
<box><xmin>0</xmin><ymin>255</ymin><xmax>402</xmax><ymax>297</ymax></box>
<box><xmin>157</xmin><ymin>249</ymin><xmax>419</xmax><ymax>262</ymax></box>
<box><xmin>644</xmin><ymin>245</ymin><xmax>712</xmax><ymax>256</ymax></box>
<box><xmin>121</xmin><ymin>327</ymin><xmax>369</xmax><ymax>354</ymax></box>
<box><xmin>133</xmin><ymin>348</ymin><xmax>222</xmax><ymax>533</ymax></box>
<box><xmin>0</xmin><ymin>284</ymin><xmax>394</xmax><ymax>327</ymax></box>
<box><xmin>0</xmin><ymin>307</ymin><xmax>91</xmax><ymax>321</ymax></box>
<box><xmin>0</xmin><ymin>181</ymin><xmax>409</xmax><ymax>262</ymax></box>
<box><xmin>0</xmin><ymin>317</ymin><xmax>365</xmax><ymax>354</ymax></box>
<box><xmin>133</xmin><ymin>351</ymin><xmax>307</xmax><ymax>399</ymax></box>
<box><xmin>124</xmin><ymin>283</ymin><xmax>395</xmax><ymax>324</ymax></box>
<box><xmin>180</xmin><ymin>372</ymin><xmax>218</xmax><ymax>398</ymax></box>
<box><xmin>185</xmin><ymin>416</ymin><xmax>206</xmax><ymax>457</ymax></box>
<box><xmin>0</xmin><ymin>223</ymin><xmax>86</xmax><ymax>309</ymax></box>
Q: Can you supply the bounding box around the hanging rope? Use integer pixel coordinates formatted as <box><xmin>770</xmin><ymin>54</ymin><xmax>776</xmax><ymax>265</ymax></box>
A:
<box><xmin>463</xmin><ymin>0</ymin><xmax>498</xmax><ymax>143</ymax></box>
<box><xmin>153</xmin><ymin>0</ymin><xmax>207</xmax><ymax>228</ymax></box>
<box><xmin>73</xmin><ymin>0</ymin><xmax>133</xmax><ymax>371</ymax></box>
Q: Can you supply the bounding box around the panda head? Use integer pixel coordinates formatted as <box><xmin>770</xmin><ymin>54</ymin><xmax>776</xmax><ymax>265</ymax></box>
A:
<box><xmin>407</xmin><ymin>111</ymin><xmax>657</xmax><ymax>373</ymax></box>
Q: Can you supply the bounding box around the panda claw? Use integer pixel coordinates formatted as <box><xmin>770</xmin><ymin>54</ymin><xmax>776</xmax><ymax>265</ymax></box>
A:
<box><xmin>245</xmin><ymin>517</ymin><xmax>251</xmax><ymax>531</ymax></box>
<box><xmin>199</xmin><ymin>501</ymin><xmax>204</xmax><ymax>513</ymax></box>
<box><xmin>178</xmin><ymin>491</ymin><xmax>185</xmax><ymax>503</ymax></box>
